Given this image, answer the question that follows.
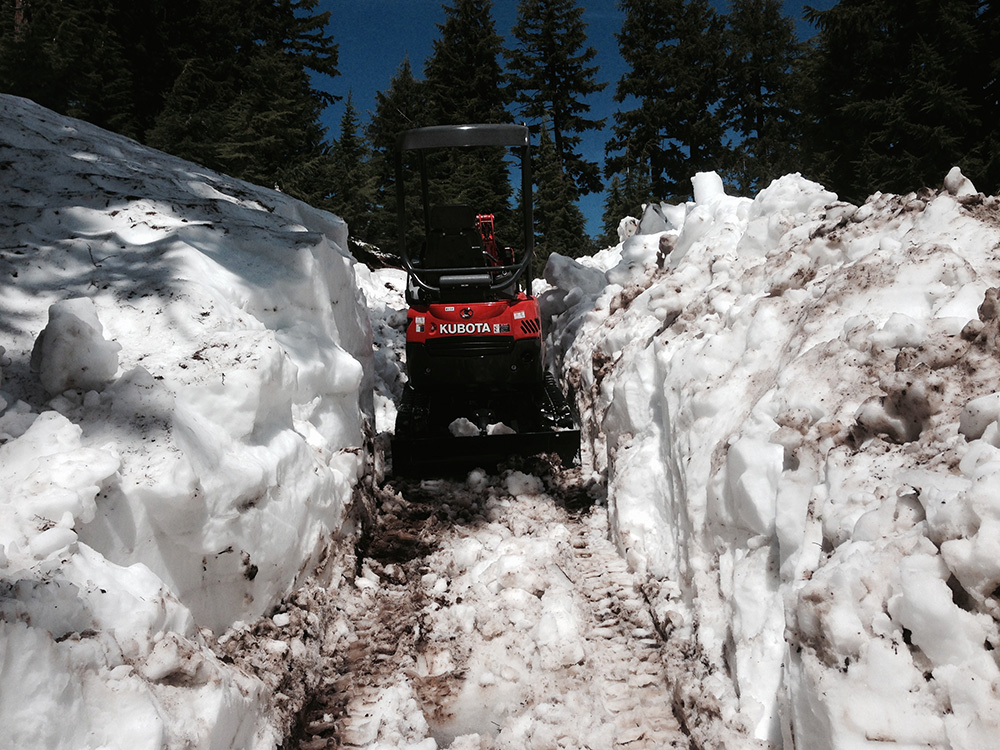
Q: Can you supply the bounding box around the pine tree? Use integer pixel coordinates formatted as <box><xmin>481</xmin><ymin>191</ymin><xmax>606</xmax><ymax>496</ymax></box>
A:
<box><xmin>601</xmin><ymin>175</ymin><xmax>627</xmax><ymax>245</ymax></box>
<box><xmin>422</xmin><ymin>0</ymin><xmax>515</xmax><ymax>234</ymax></box>
<box><xmin>0</xmin><ymin>0</ymin><xmax>138</xmax><ymax>136</ymax></box>
<box><xmin>721</xmin><ymin>0</ymin><xmax>799</xmax><ymax>195</ymax></box>
<box><xmin>366</xmin><ymin>58</ymin><xmax>428</xmax><ymax>254</ymax></box>
<box><xmin>978</xmin><ymin>1</ymin><xmax>1000</xmax><ymax>191</ymax></box>
<box><xmin>799</xmin><ymin>0</ymin><xmax>983</xmax><ymax>201</ymax></box>
<box><xmin>507</xmin><ymin>0</ymin><xmax>607</xmax><ymax>196</ymax></box>
<box><xmin>329</xmin><ymin>93</ymin><xmax>375</xmax><ymax>242</ymax></box>
<box><xmin>533</xmin><ymin>122</ymin><xmax>590</xmax><ymax>263</ymax></box>
<box><xmin>424</xmin><ymin>0</ymin><xmax>510</xmax><ymax>125</ymax></box>
<box><xmin>606</xmin><ymin>0</ymin><xmax>729</xmax><ymax>203</ymax></box>
<box><xmin>146</xmin><ymin>0</ymin><xmax>339</xmax><ymax>203</ymax></box>
<box><xmin>114</xmin><ymin>1</ymin><xmax>197</xmax><ymax>138</ymax></box>
<box><xmin>600</xmin><ymin>168</ymin><xmax>652</xmax><ymax>246</ymax></box>
<box><xmin>1</xmin><ymin>0</ymin><xmax>342</xmax><ymax>208</ymax></box>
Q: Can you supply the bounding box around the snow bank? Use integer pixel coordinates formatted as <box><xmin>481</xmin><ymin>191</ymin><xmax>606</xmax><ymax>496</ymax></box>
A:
<box><xmin>544</xmin><ymin>171</ymin><xmax>1000</xmax><ymax>746</ymax></box>
<box><xmin>0</xmin><ymin>95</ymin><xmax>373</xmax><ymax>748</ymax></box>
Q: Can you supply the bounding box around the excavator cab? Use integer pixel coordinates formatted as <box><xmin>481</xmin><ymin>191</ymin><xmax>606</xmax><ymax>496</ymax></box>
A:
<box><xmin>407</xmin><ymin>204</ymin><xmax>513</xmax><ymax>304</ymax></box>
<box><xmin>391</xmin><ymin>124</ymin><xmax>579</xmax><ymax>476</ymax></box>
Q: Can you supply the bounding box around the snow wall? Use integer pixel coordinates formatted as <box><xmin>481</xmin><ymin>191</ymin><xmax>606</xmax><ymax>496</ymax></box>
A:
<box><xmin>543</xmin><ymin>169</ymin><xmax>1000</xmax><ymax>748</ymax></box>
<box><xmin>0</xmin><ymin>96</ymin><xmax>373</xmax><ymax>748</ymax></box>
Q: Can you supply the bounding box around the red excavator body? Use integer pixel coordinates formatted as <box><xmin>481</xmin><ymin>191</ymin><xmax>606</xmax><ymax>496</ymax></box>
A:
<box><xmin>391</xmin><ymin>124</ymin><xmax>579</xmax><ymax>476</ymax></box>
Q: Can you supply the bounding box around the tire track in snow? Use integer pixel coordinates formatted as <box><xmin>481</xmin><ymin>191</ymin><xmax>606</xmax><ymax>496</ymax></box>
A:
<box><xmin>298</xmin><ymin>465</ymin><xmax>692</xmax><ymax>749</ymax></box>
<box><xmin>564</xmin><ymin>508</ymin><xmax>687</xmax><ymax>748</ymax></box>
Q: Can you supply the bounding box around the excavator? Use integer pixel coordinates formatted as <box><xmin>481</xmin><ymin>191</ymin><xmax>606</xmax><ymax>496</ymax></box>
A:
<box><xmin>390</xmin><ymin>123</ymin><xmax>580</xmax><ymax>476</ymax></box>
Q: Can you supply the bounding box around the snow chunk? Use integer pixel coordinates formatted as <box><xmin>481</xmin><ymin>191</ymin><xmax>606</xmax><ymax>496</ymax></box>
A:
<box><xmin>871</xmin><ymin>312</ymin><xmax>926</xmax><ymax>350</ymax></box>
<box><xmin>0</xmin><ymin>410</ymin><xmax>119</xmax><ymax>539</ymax></box>
<box><xmin>504</xmin><ymin>471</ymin><xmax>543</xmax><ymax>498</ymax></box>
<box><xmin>692</xmin><ymin>170</ymin><xmax>726</xmax><ymax>204</ymax></box>
<box><xmin>543</xmin><ymin>252</ymin><xmax>608</xmax><ymax>298</ymax></box>
<box><xmin>725</xmin><ymin>437</ymin><xmax>783</xmax><ymax>536</ymax></box>
<box><xmin>943</xmin><ymin>166</ymin><xmax>977</xmax><ymax>197</ymax></box>
<box><xmin>959</xmin><ymin>392</ymin><xmax>1000</xmax><ymax>441</ymax></box>
<box><xmin>30</xmin><ymin>297</ymin><xmax>121</xmax><ymax>395</ymax></box>
<box><xmin>534</xmin><ymin>589</ymin><xmax>585</xmax><ymax>669</ymax></box>
<box><xmin>639</xmin><ymin>202</ymin><xmax>668</xmax><ymax>234</ymax></box>
<box><xmin>889</xmin><ymin>553</ymin><xmax>993</xmax><ymax>666</ymax></box>
<box><xmin>449</xmin><ymin>417</ymin><xmax>480</xmax><ymax>437</ymax></box>
<box><xmin>617</xmin><ymin>216</ymin><xmax>639</xmax><ymax>242</ymax></box>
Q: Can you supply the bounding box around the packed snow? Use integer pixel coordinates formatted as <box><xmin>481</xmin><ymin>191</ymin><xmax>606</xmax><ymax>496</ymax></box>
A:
<box><xmin>263</xmin><ymin>467</ymin><xmax>691</xmax><ymax>749</ymax></box>
<box><xmin>4</xmin><ymin>91</ymin><xmax>1000</xmax><ymax>749</ymax></box>
<box><xmin>0</xmin><ymin>95</ymin><xmax>373</xmax><ymax>748</ymax></box>
<box><xmin>541</xmin><ymin>168</ymin><xmax>1000</xmax><ymax>747</ymax></box>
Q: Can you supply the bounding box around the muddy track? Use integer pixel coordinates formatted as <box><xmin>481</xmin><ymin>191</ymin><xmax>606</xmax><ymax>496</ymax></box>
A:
<box><xmin>260</xmin><ymin>459</ymin><xmax>694</xmax><ymax>749</ymax></box>
<box><xmin>208</xmin><ymin>455</ymin><xmax>730</xmax><ymax>749</ymax></box>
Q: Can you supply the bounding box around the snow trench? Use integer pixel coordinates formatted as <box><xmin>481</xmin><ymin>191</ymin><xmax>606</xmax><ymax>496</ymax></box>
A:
<box><xmin>6</xmin><ymin>91</ymin><xmax>1000</xmax><ymax>749</ymax></box>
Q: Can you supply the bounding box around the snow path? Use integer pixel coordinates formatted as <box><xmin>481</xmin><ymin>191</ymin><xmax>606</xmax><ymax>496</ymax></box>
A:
<box><xmin>340</xmin><ymin>469</ymin><xmax>689</xmax><ymax>749</ymax></box>
<box><xmin>232</xmin><ymin>465</ymin><xmax>700</xmax><ymax>749</ymax></box>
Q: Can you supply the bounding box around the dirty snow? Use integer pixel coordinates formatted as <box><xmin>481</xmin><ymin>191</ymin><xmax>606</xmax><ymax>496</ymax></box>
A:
<box><xmin>4</xmin><ymin>90</ymin><xmax>1000</xmax><ymax>750</ymax></box>
<box><xmin>252</xmin><ymin>468</ymin><xmax>691</xmax><ymax>749</ymax></box>
<box><xmin>0</xmin><ymin>95</ymin><xmax>373</xmax><ymax>748</ymax></box>
<box><xmin>542</xmin><ymin>167</ymin><xmax>1000</xmax><ymax>747</ymax></box>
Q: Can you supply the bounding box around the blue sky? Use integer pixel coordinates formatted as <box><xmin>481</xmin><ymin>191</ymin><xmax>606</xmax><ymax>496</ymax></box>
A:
<box><xmin>315</xmin><ymin>0</ymin><xmax>837</xmax><ymax>235</ymax></box>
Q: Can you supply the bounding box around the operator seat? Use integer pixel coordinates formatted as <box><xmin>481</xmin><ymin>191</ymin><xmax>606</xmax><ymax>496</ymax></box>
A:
<box><xmin>424</xmin><ymin>204</ymin><xmax>483</xmax><ymax>269</ymax></box>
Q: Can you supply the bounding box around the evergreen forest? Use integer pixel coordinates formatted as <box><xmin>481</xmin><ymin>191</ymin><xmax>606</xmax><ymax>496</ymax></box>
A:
<box><xmin>2</xmin><ymin>0</ymin><xmax>999</xmax><ymax>257</ymax></box>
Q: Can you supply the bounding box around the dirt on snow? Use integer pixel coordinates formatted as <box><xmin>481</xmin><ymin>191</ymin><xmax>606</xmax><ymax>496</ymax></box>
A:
<box><xmin>212</xmin><ymin>457</ymin><xmax>726</xmax><ymax>749</ymax></box>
